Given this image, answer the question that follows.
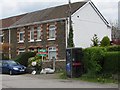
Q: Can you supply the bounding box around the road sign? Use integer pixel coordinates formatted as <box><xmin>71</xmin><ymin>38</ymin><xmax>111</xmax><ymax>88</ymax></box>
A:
<box><xmin>37</xmin><ymin>49</ymin><xmax>47</xmax><ymax>57</ymax></box>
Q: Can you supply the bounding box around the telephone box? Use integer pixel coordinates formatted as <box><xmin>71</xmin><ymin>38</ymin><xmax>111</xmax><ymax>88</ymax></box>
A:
<box><xmin>66</xmin><ymin>48</ymin><xmax>84</xmax><ymax>78</ymax></box>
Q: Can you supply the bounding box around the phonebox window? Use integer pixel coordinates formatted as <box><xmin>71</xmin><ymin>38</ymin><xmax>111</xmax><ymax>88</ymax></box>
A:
<box><xmin>49</xmin><ymin>25</ymin><xmax>56</xmax><ymax>39</ymax></box>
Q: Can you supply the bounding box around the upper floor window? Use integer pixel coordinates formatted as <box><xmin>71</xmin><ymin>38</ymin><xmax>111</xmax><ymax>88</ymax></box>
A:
<box><xmin>48</xmin><ymin>25</ymin><xmax>56</xmax><ymax>40</ymax></box>
<box><xmin>0</xmin><ymin>31</ymin><xmax>3</xmax><ymax>43</ymax></box>
<box><xmin>30</xmin><ymin>27</ymin><xmax>34</xmax><ymax>42</ymax></box>
<box><xmin>19</xmin><ymin>31</ymin><xmax>24</xmax><ymax>42</ymax></box>
<box><xmin>37</xmin><ymin>26</ymin><xmax>41</xmax><ymax>41</ymax></box>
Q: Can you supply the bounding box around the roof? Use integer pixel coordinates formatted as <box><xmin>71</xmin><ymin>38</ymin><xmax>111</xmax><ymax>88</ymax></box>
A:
<box><xmin>0</xmin><ymin>14</ymin><xmax>26</xmax><ymax>29</ymax></box>
<box><xmin>11</xmin><ymin>2</ymin><xmax>87</xmax><ymax>27</ymax></box>
<box><xmin>0</xmin><ymin>1</ymin><xmax>110</xmax><ymax>29</ymax></box>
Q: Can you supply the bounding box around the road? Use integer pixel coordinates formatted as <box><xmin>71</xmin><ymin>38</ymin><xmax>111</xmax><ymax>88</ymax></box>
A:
<box><xmin>1</xmin><ymin>74</ymin><xmax>118</xmax><ymax>88</ymax></box>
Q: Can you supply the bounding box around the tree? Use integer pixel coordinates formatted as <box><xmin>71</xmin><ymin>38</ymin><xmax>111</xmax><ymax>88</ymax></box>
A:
<box><xmin>101</xmin><ymin>36</ymin><xmax>110</xmax><ymax>47</ymax></box>
<box><xmin>91</xmin><ymin>34</ymin><xmax>99</xmax><ymax>47</ymax></box>
<box><xmin>0</xmin><ymin>43</ymin><xmax>11</xmax><ymax>59</ymax></box>
<box><xmin>67</xmin><ymin>26</ymin><xmax>74</xmax><ymax>47</ymax></box>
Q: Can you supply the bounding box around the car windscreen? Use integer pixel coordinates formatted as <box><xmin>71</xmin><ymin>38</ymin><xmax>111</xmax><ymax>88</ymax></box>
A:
<box><xmin>7</xmin><ymin>61</ymin><xmax>19</xmax><ymax>66</ymax></box>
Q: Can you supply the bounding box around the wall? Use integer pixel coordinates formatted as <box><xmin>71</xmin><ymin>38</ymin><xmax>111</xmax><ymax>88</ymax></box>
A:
<box><xmin>10</xmin><ymin>20</ymin><xmax>66</xmax><ymax>60</ymax></box>
<box><xmin>42</xmin><ymin>60</ymin><xmax>66</xmax><ymax>71</ymax></box>
<box><xmin>72</xmin><ymin>2</ymin><xmax>111</xmax><ymax>48</ymax></box>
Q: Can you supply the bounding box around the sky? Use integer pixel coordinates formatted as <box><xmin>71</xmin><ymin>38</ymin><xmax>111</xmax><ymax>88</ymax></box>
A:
<box><xmin>0</xmin><ymin>0</ymin><xmax>119</xmax><ymax>24</ymax></box>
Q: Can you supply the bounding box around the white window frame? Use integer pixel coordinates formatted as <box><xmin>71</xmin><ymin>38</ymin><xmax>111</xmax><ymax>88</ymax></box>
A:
<box><xmin>36</xmin><ymin>26</ymin><xmax>42</xmax><ymax>41</ymax></box>
<box><xmin>0</xmin><ymin>31</ymin><xmax>3</xmax><ymax>44</ymax></box>
<box><xmin>48</xmin><ymin>46</ymin><xmax>57</xmax><ymax>60</ymax></box>
<box><xmin>48</xmin><ymin>25</ymin><xmax>56</xmax><ymax>40</ymax></box>
<box><xmin>19</xmin><ymin>31</ymin><xmax>24</xmax><ymax>43</ymax></box>
<box><xmin>0</xmin><ymin>34</ymin><xmax>3</xmax><ymax>44</ymax></box>
<box><xmin>30</xmin><ymin>27</ymin><xmax>34</xmax><ymax>42</ymax></box>
<box><xmin>18</xmin><ymin>48</ymin><xmax>25</xmax><ymax>55</ymax></box>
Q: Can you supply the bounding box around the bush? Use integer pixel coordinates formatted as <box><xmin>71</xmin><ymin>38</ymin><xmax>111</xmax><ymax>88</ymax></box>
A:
<box><xmin>106</xmin><ymin>45</ymin><xmax>120</xmax><ymax>52</ymax></box>
<box><xmin>101</xmin><ymin>36</ymin><xmax>110</xmax><ymax>47</ymax></box>
<box><xmin>14</xmin><ymin>52</ymin><xmax>36</xmax><ymax>67</ymax></box>
<box><xmin>83</xmin><ymin>47</ymin><xmax>106</xmax><ymax>75</ymax></box>
<box><xmin>103</xmin><ymin>52</ymin><xmax>120</xmax><ymax>74</ymax></box>
<box><xmin>28</xmin><ymin>55</ymin><xmax>42</xmax><ymax>74</ymax></box>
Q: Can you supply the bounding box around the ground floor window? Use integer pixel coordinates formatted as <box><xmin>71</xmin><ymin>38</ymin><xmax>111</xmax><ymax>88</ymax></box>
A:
<box><xmin>48</xmin><ymin>47</ymin><xmax>56</xmax><ymax>60</ymax></box>
<box><xmin>18</xmin><ymin>48</ymin><xmax>25</xmax><ymax>55</ymax></box>
<box><xmin>29</xmin><ymin>48</ymin><xmax>35</xmax><ymax>52</ymax></box>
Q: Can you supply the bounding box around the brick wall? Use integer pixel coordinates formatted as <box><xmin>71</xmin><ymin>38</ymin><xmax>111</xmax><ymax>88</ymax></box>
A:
<box><xmin>42</xmin><ymin>60</ymin><xmax>66</xmax><ymax>71</ymax></box>
<box><xmin>10</xmin><ymin>20</ymin><xmax>66</xmax><ymax>60</ymax></box>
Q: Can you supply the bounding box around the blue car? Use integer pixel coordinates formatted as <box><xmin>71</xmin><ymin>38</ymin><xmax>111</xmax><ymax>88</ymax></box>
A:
<box><xmin>0</xmin><ymin>60</ymin><xmax>26</xmax><ymax>75</ymax></box>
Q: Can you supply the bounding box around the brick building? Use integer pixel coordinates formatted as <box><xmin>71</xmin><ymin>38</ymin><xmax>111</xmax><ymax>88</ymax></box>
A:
<box><xmin>0</xmin><ymin>1</ymin><xmax>111</xmax><ymax>60</ymax></box>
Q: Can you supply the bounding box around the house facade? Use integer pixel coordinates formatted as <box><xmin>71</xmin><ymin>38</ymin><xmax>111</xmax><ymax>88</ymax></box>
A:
<box><xmin>0</xmin><ymin>1</ymin><xmax>111</xmax><ymax>60</ymax></box>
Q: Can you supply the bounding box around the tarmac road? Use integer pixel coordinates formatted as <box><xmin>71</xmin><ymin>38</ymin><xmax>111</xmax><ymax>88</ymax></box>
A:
<box><xmin>1</xmin><ymin>74</ymin><xmax>118</xmax><ymax>88</ymax></box>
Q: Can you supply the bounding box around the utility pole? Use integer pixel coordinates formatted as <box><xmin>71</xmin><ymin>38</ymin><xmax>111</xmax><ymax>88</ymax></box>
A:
<box><xmin>69</xmin><ymin>0</ymin><xmax>72</xmax><ymax>31</ymax></box>
<box><xmin>67</xmin><ymin>0</ymin><xmax>74</xmax><ymax>48</ymax></box>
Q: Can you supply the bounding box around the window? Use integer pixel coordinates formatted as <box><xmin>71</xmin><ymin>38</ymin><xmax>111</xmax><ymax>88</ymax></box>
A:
<box><xmin>48</xmin><ymin>47</ymin><xmax>56</xmax><ymax>60</ymax></box>
<box><xmin>19</xmin><ymin>31</ymin><xmax>24</xmax><ymax>42</ymax></box>
<box><xmin>37</xmin><ymin>26</ymin><xmax>41</xmax><ymax>41</ymax></box>
<box><xmin>0</xmin><ymin>31</ymin><xmax>3</xmax><ymax>43</ymax></box>
<box><xmin>30</xmin><ymin>27</ymin><xmax>34</xmax><ymax>41</ymax></box>
<box><xmin>29</xmin><ymin>48</ymin><xmax>34</xmax><ymax>52</ymax></box>
<box><xmin>18</xmin><ymin>48</ymin><xmax>25</xmax><ymax>55</ymax></box>
<box><xmin>48</xmin><ymin>25</ymin><xmax>56</xmax><ymax>40</ymax></box>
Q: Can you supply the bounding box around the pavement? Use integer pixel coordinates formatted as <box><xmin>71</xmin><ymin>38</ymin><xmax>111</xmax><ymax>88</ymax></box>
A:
<box><xmin>1</xmin><ymin>74</ymin><xmax>118</xmax><ymax>88</ymax></box>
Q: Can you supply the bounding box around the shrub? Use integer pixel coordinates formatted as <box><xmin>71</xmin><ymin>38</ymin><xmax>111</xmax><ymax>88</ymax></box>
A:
<box><xmin>14</xmin><ymin>52</ymin><xmax>36</xmax><ymax>67</ymax></box>
<box><xmin>83</xmin><ymin>47</ymin><xmax>106</xmax><ymax>75</ymax></box>
<box><xmin>103</xmin><ymin>52</ymin><xmax>120</xmax><ymax>74</ymax></box>
<box><xmin>28</xmin><ymin>56</ymin><xmax>42</xmax><ymax>67</ymax></box>
<box><xmin>101</xmin><ymin>36</ymin><xmax>110</xmax><ymax>47</ymax></box>
<box><xmin>106</xmin><ymin>45</ymin><xmax>120</xmax><ymax>52</ymax></box>
<box><xmin>91</xmin><ymin>34</ymin><xmax>99</xmax><ymax>47</ymax></box>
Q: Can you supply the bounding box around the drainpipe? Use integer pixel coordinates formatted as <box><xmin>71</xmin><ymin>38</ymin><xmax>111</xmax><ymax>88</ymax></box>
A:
<box><xmin>9</xmin><ymin>29</ymin><xmax>11</xmax><ymax>59</ymax></box>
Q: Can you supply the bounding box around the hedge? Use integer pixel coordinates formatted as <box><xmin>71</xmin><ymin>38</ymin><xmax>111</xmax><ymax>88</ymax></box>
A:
<box><xmin>106</xmin><ymin>45</ymin><xmax>120</xmax><ymax>52</ymax></box>
<box><xmin>14</xmin><ymin>52</ymin><xmax>36</xmax><ymax>67</ymax></box>
<box><xmin>83</xmin><ymin>47</ymin><xmax>106</xmax><ymax>75</ymax></box>
<box><xmin>103</xmin><ymin>51</ymin><xmax>120</xmax><ymax>74</ymax></box>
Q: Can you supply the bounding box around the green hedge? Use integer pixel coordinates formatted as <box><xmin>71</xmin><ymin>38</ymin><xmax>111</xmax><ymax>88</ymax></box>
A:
<box><xmin>14</xmin><ymin>52</ymin><xmax>36</xmax><ymax>67</ymax></box>
<box><xmin>83</xmin><ymin>47</ymin><xmax>106</xmax><ymax>75</ymax></box>
<box><xmin>106</xmin><ymin>45</ymin><xmax>120</xmax><ymax>52</ymax></box>
<box><xmin>103</xmin><ymin>52</ymin><xmax>120</xmax><ymax>74</ymax></box>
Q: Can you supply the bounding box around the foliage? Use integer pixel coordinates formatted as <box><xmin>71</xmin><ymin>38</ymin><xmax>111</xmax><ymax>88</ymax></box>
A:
<box><xmin>103</xmin><ymin>52</ymin><xmax>120</xmax><ymax>74</ymax></box>
<box><xmin>101</xmin><ymin>36</ymin><xmax>110</xmax><ymax>47</ymax></box>
<box><xmin>91</xmin><ymin>34</ymin><xmax>99</xmax><ymax>47</ymax></box>
<box><xmin>83</xmin><ymin>47</ymin><xmax>106</xmax><ymax>75</ymax></box>
<box><xmin>28</xmin><ymin>55</ymin><xmax>42</xmax><ymax>73</ymax></box>
<box><xmin>67</xmin><ymin>26</ymin><xmax>74</xmax><ymax>47</ymax></box>
<box><xmin>106</xmin><ymin>45</ymin><xmax>120</xmax><ymax>52</ymax></box>
<box><xmin>14</xmin><ymin>52</ymin><xmax>36</xmax><ymax>67</ymax></box>
<box><xmin>28</xmin><ymin>55</ymin><xmax>42</xmax><ymax>67</ymax></box>
<box><xmin>79</xmin><ymin>73</ymin><xmax>118</xmax><ymax>83</ymax></box>
<box><xmin>59</xmin><ymin>71</ymin><xmax>68</xmax><ymax>79</ymax></box>
<box><xmin>2</xmin><ymin>54</ymin><xmax>9</xmax><ymax>60</ymax></box>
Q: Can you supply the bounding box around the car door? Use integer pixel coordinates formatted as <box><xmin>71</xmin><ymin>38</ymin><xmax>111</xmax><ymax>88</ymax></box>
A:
<box><xmin>2</xmin><ymin>61</ymin><xmax>9</xmax><ymax>73</ymax></box>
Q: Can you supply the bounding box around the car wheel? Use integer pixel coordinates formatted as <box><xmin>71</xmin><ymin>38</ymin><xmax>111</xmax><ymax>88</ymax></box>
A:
<box><xmin>9</xmin><ymin>70</ymin><xmax>13</xmax><ymax>75</ymax></box>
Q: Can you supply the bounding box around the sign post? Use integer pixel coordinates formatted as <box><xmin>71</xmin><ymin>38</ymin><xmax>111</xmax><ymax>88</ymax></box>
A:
<box><xmin>37</xmin><ymin>49</ymin><xmax>47</xmax><ymax>61</ymax></box>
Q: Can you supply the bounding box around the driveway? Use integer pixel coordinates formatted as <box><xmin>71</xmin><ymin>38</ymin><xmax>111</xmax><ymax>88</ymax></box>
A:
<box><xmin>1</xmin><ymin>74</ymin><xmax>118</xmax><ymax>88</ymax></box>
